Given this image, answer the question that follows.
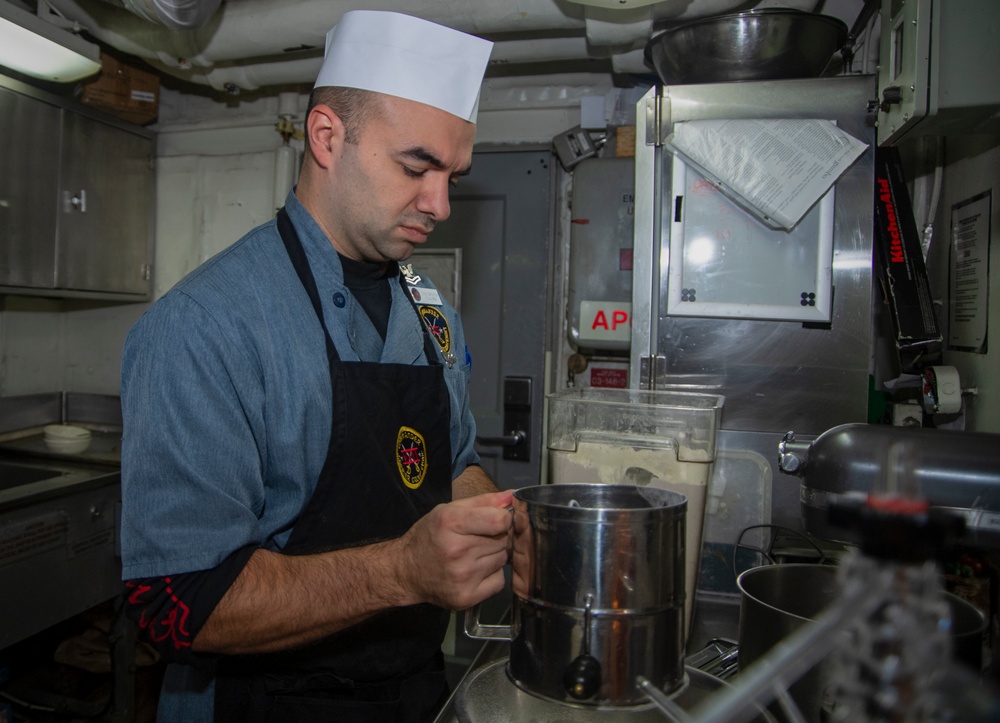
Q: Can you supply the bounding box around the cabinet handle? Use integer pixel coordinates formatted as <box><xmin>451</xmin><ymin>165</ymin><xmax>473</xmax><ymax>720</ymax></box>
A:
<box><xmin>64</xmin><ymin>190</ymin><xmax>87</xmax><ymax>213</ymax></box>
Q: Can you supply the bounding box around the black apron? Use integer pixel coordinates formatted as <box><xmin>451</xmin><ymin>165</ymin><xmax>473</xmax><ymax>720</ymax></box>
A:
<box><xmin>213</xmin><ymin>209</ymin><xmax>454</xmax><ymax>723</ymax></box>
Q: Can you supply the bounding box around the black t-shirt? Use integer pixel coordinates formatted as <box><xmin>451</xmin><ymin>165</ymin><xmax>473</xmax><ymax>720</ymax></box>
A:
<box><xmin>338</xmin><ymin>255</ymin><xmax>397</xmax><ymax>340</ymax></box>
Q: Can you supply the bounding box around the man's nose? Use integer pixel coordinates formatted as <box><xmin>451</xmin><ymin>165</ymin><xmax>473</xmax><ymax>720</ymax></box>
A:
<box><xmin>416</xmin><ymin>176</ymin><xmax>451</xmax><ymax>222</ymax></box>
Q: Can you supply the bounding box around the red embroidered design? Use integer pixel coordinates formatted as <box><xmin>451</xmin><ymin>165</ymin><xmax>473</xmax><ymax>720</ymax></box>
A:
<box><xmin>400</xmin><ymin>444</ymin><xmax>421</xmax><ymax>467</ymax></box>
<box><xmin>395</xmin><ymin>426</ymin><xmax>428</xmax><ymax>489</ymax></box>
<box><xmin>126</xmin><ymin>577</ymin><xmax>193</xmax><ymax>650</ymax></box>
<box><xmin>418</xmin><ymin>305</ymin><xmax>451</xmax><ymax>354</ymax></box>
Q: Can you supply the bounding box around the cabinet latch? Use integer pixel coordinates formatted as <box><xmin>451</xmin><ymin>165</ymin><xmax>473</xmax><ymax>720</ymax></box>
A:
<box><xmin>64</xmin><ymin>190</ymin><xmax>87</xmax><ymax>213</ymax></box>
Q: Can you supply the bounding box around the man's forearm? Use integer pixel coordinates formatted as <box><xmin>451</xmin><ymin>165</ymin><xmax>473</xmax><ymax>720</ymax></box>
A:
<box><xmin>193</xmin><ymin>489</ymin><xmax>514</xmax><ymax>656</ymax></box>
<box><xmin>192</xmin><ymin>541</ymin><xmax>410</xmax><ymax>655</ymax></box>
<box><xmin>452</xmin><ymin>463</ymin><xmax>499</xmax><ymax>499</ymax></box>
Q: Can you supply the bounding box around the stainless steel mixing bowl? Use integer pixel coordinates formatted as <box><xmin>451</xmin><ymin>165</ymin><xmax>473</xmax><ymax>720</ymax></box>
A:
<box><xmin>644</xmin><ymin>9</ymin><xmax>848</xmax><ymax>85</ymax></box>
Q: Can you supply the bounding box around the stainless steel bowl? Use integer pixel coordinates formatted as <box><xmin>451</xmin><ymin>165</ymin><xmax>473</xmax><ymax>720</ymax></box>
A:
<box><xmin>644</xmin><ymin>9</ymin><xmax>848</xmax><ymax>85</ymax></box>
<box><xmin>737</xmin><ymin>563</ymin><xmax>988</xmax><ymax>723</ymax></box>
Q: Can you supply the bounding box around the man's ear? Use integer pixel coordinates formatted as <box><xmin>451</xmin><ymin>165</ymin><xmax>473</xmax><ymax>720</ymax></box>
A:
<box><xmin>306</xmin><ymin>104</ymin><xmax>345</xmax><ymax>170</ymax></box>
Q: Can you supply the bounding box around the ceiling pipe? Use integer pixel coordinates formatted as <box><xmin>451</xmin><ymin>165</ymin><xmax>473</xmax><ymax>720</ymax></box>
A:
<box><xmin>44</xmin><ymin>0</ymin><xmax>823</xmax><ymax>89</ymax></box>
<box><xmin>109</xmin><ymin>0</ymin><xmax>222</xmax><ymax>30</ymax></box>
<box><xmin>46</xmin><ymin>0</ymin><xmax>594</xmax><ymax>68</ymax></box>
<box><xmin>153</xmin><ymin>36</ymin><xmax>647</xmax><ymax>93</ymax></box>
<box><xmin>147</xmin><ymin>56</ymin><xmax>320</xmax><ymax>93</ymax></box>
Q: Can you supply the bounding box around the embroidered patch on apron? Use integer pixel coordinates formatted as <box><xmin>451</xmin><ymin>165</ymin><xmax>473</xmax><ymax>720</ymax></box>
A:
<box><xmin>418</xmin><ymin>305</ymin><xmax>451</xmax><ymax>355</ymax></box>
<box><xmin>396</xmin><ymin>426</ymin><xmax>428</xmax><ymax>489</ymax></box>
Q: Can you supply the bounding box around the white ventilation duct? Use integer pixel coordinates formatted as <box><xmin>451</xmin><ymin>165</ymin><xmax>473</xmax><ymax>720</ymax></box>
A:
<box><xmin>45</xmin><ymin>0</ymin><xmax>823</xmax><ymax>89</ymax></box>
<box><xmin>108</xmin><ymin>0</ymin><xmax>221</xmax><ymax>30</ymax></box>
<box><xmin>148</xmin><ymin>36</ymin><xmax>626</xmax><ymax>92</ymax></box>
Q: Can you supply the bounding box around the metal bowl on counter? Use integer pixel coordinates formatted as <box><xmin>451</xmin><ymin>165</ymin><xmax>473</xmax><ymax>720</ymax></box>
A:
<box><xmin>444</xmin><ymin>659</ymin><xmax>775</xmax><ymax>723</ymax></box>
<box><xmin>737</xmin><ymin>563</ymin><xmax>989</xmax><ymax>723</ymax></box>
<box><xmin>644</xmin><ymin>9</ymin><xmax>848</xmax><ymax>85</ymax></box>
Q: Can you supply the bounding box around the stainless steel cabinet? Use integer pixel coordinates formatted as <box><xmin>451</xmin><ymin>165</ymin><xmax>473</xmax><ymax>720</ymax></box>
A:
<box><xmin>0</xmin><ymin>77</ymin><xmax>154</xmax><ymax>299</ymax></box>
<box><xmin>0</xmin><ymin>85</ymin><xmax>61</xmax><ymax>289</ymax></box>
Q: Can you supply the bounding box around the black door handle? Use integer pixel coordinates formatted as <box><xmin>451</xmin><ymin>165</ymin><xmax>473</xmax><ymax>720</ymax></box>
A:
<box><xmin>476</xmin><ymin>431</ymin><xmax>526</xmax><ymax>447</ymax></box>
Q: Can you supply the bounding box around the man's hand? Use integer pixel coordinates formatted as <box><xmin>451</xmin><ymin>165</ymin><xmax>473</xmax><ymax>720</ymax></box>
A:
<box><xmin>394</xmin><ymin>490</ymin><xmax>514</xmax><ymax>611</ymax></box>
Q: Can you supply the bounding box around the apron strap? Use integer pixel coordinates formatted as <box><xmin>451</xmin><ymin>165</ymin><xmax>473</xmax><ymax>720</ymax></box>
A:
<box><xmin>277</xmin><ymin>207</ymin><xmax>340</xmax><ymax>363</ymax></box>
<box><xmin>278</xmin><ymin>207</ymin><xmax>442</xmax><ymax>367</ymax></box>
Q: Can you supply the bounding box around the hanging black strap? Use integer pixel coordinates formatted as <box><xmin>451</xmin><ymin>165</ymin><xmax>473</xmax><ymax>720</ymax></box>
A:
<box><xmin>277</xmin><ymin>207</ymin><xmax>340</xmax><ymax>363</ymax></box>
<box><xmin>278</xmin><ymin>206</ymin><xmax>443</xmax><ymax>367</ymax></box>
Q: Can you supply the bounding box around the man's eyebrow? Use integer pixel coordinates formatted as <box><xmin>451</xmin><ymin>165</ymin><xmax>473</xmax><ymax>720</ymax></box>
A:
<box><xmin>399</xmin><ymin>146</ymin><xmax>472</xmax><ymax>176</ymax></box>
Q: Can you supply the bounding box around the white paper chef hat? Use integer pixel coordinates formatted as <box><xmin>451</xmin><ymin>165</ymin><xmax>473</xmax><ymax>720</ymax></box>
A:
<box><xmin>314</xmin><ymin>11</ymin><xmax>493</xmax><ymax>123</ymax></box>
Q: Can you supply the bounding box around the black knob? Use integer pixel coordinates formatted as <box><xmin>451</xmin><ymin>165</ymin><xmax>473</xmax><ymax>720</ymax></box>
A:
<box><xmin>882</xmin><ymin>86</ymin><xmax>903</xmax><ymax>103</ymax></box>
<box><xmin>880</xmin><ymin>86</ymin><xmax>903</xmax><ymax>113</ymax></box>
<box><xmin>564</xmin><ymin>653</ymin><xmax>602</xmax><ymax>700</ymax></box>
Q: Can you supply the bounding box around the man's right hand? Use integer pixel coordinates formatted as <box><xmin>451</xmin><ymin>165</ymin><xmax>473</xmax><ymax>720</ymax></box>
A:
<box><xmin>394</xmin><ymin>490</ymin><xmax>514</xmax><ymax>611</ymax></box>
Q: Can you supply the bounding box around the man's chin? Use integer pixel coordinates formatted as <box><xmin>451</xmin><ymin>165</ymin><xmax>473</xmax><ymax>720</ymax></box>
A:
<box><xmin>390</xmin><ymin>242</ymin><xmax>418</xmax><ymax>262</ymax></box>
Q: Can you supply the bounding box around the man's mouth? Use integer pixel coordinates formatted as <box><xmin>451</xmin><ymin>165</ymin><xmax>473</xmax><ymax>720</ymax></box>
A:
<box><xmin>401</xmin><ymin>224</ymin><xmax>433</xmax><ymax>241</ymax></box>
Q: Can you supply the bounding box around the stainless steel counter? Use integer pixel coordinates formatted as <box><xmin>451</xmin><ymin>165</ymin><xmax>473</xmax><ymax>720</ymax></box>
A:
<box><xmin>0</xmin><ymin>391</ymin><xmax>123</xmax><ymax>468</ymax></box>
<box><xmin>435</xmin><ymin>593</ymin><xmax>742</xmax><ymax>722</ymax></box>
<box><xmin>0</xmin><ymin>393</ymin><xmax>123</xmax><ymax>650</ymax></box>
<box><xmin>0</xmin><ymin>457</ymin><xmax>121</xmax><ymax>649</ymax></box>
<box><xmin>0</xmin><ymin>427</ymin><xmax>122</xmax><ymax>469</ymax></box>
<box><xmin>0</xmin><ymin>455</ymin><xmax>119</xmax><ymax>510</ymax></box>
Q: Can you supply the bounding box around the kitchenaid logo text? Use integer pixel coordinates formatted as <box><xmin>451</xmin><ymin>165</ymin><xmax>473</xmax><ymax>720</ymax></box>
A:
<box><xmin>877</xmin><ymin>177</ymin><xmax>905</xmax><ymax>264</ymax></box>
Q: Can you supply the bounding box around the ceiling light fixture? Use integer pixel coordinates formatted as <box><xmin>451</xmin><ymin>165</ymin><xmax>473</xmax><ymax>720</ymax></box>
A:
<box><xmin>0</xmin><ymin>2</ymin><xmax>101</xmax><ymax>83</ymax></box>
<box><xmin>564</xmin><ymin>0</ymin><xmax>664</xmax><ymax>8</ymax></box>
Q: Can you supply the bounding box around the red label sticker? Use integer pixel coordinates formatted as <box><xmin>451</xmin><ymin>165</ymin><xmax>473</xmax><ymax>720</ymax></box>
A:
<box><xmin>590</xmin><ymin>368</ymin><xmax>628</xmax><ymax>388</ymax></box>
<box><xmin>619</xmin><ymin>248</ymin><xmax>633</xmax><ymax>271</ymax></box>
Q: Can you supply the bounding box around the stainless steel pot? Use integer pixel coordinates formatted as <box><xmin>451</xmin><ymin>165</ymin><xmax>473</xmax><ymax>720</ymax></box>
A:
<box><xmin>737</xmin><ymin>563</ymin><xmax>987</xmax><ymax>722</ymax></box>
<box><xmin>466</xmin><ymin>483</ymin><xmax>687</xmax><ymax>707</ymax></box>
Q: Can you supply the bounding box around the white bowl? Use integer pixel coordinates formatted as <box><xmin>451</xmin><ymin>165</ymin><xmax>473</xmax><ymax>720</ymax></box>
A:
<box><xmin>43</xmin><ymin>424</ymin><xmax>92</xmax><ymax>454</ymax></box>
<box><xmin>44</xmin><ymin>424</ymin><xmax>92</xmax><ymax>440</ymax></box>
<box><xmin>44</xmin><ymin>436</ymin><xmax>92</xmax><ymax>455</ymax></box>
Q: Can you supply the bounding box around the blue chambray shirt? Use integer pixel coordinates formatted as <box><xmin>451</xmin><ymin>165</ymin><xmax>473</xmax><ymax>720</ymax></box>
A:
<box><xmin>119</xmin><ymin>191</ymin><xmax>480</xmax><ymax>719</ymax></box>
<box><xmin>122</xmin><ymin>190</ymin><xmax>479</xmax><ymax>578</ymax></box>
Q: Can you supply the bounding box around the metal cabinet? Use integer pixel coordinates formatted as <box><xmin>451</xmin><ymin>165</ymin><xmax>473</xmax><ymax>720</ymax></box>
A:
<box><xmin>0</xmin><ymin>77</ymin><xmax>154</xmax><ymax>299</ymax></box>
<box><xmin>0</xmin><ymin>84</ymin><xmax>61</xmax><ymax>290</ymax></box>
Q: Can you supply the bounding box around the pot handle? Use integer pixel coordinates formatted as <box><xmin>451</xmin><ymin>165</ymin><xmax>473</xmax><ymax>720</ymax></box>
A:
<box><xmin>463</xmin><ymin>605</ymin><xmax>512</xmax><ymax>641</ymax></box>
<box><xmin>465</xmin><ymin>503</ymin><xmax>518</xmax><ymax>641</ymax></box>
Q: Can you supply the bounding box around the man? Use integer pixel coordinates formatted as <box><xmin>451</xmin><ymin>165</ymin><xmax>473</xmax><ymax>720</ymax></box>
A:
<box><xmin>119</xmin><ymin>11</ymin><xmax>511</xmax><ymax>722</ymax></box>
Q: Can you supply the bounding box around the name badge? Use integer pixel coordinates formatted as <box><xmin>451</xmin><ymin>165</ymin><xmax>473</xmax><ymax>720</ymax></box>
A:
<box><xmin>408</xmin><ymin>286</ymin><xmax>443</xmax><ymax>306</ymax></box>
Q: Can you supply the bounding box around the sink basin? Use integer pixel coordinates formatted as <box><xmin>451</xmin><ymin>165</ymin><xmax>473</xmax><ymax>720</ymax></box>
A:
<box><xmin>0</xmin><ymin>461</ymin><xmax>65</xmax><ymax>491</ymax></box>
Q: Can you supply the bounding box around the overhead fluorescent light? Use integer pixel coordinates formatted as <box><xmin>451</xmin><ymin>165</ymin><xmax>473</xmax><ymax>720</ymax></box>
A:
<box><xmin>564</xmin><ymin>0</ymin><xmax>663</xmax><ymax>7</ymax></box>
<box><xmin>0</xmin><ymin>2</ymin><xmax>101</xmax><ymax>83</ymax></box>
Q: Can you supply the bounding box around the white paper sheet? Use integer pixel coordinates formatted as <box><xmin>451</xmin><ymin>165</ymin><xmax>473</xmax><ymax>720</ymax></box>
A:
<box><xmin>667</xmin><ymin>119</ymin><xmax>868</xmax><ymax>230</ymax></box>
<box><xmin>948</xmin><ymin>191</ymin><xmax>991</xmax><ymax>353</ymax></box>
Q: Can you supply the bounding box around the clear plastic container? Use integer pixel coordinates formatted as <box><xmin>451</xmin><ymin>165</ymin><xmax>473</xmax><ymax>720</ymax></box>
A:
<box><xmin>545</xmin><ymin>387</ymin><xmax>725</xmax><ymax>635</ymax></box>
<box><xmin>547</xmin><ymin>388</ymin><xmax>724</xmax><ymax>462</ymax></box>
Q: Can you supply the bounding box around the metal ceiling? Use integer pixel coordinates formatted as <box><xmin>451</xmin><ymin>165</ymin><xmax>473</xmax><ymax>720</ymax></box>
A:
<box><xmin>22</xmin><ymin>0</ymin><xmax>834</xmax><ymax>92</ymax></box>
